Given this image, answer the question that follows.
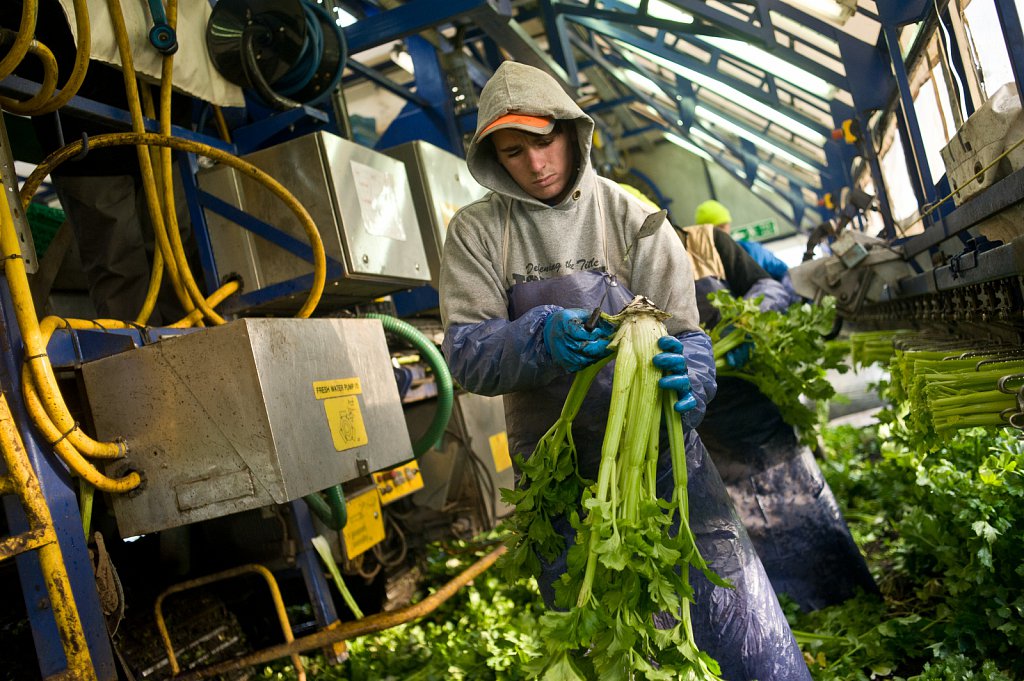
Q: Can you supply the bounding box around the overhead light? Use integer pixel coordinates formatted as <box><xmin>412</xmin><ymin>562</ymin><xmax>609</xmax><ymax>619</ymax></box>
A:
<box><xmin>320</xmin><ymin>1</ymin><xmax>357</xmax><ymax>26</ymax></box>
<box><xmin>701</xmin><ymin>37</ymin><xmax>836</xmax><ymax>99</ymax></box>
<box><xmin>664</xmin><ymin>132</ymin><xmax>713</xmax><ymax>161</ymax></box>
<box><xmin>752</xmin><ymin>179</ymin><xmax>775</xmax><ymax>196</ymax></box>
<box><xmin>690</xmin><ymin>126</ymin><xmax>725</xmax><ymax>152</ymax></box>
<box><xmin>616</xmin><ymin>0</ymin><xmax>694</xmax><ymax>24</ymax></box>
<box><xmin>390</xmin><ymin>43</ymin><xmax>415</xmax><ymax>75</ymax></box>
<box><xmin>695</xmin><ymin>105</ymin><xmax>819</xmax><ymax>173</ymax></box>
<box><xmin>624</xmin><ymin>69</ymin><xmax>662</xmax><ymax>95</ymax></box>
<box><xmin>617</xmin><ymin>41</ymin><xmax>828</xmax><ymax>146</ymax></box>
<box><xmin>784</xmin><ymin>0</ymin><xmax>855</xmax><ymax>25</ymax></box>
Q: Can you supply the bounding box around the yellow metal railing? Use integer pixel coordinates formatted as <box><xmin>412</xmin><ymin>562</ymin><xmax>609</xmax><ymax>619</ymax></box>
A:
<box><xmin>154</xmin><ymin>564</ymin><xmax>306</xmax><ymax>680</ymax></box>
<box><xmin>0</xmin><ymin>390</ymin><xmax>96</xmax><ymax>679</ymax></box>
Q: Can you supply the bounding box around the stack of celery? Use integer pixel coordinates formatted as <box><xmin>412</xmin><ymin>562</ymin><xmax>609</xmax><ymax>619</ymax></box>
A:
<box><xmin>850</xmin><ymin>331</ymin><xmax>1024</xmax><ymax>438</ymax></box>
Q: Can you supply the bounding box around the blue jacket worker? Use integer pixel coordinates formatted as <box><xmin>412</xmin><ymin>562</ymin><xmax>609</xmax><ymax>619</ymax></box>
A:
<box><xmin>439</xmin><ymin>61</ymin><xmax>810</xmax><ymax>681</ymax></box>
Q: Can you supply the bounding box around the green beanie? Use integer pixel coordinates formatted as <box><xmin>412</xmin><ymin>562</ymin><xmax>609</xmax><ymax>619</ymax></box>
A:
<box><xmin>694</xmin><ymin>200</ymin><xmax>731</xmax><ymax>226</ymax></box>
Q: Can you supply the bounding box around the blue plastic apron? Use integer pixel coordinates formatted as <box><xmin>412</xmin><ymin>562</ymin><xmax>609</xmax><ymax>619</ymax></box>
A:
<box><xmin>498</xmin><ymin>200</ymin><xmax>809</xmax><ymax>681</ymax></box>
<box><xmin>699</xmin><ymin>378</ymin><xmax>879</xmax><ymax>611</ymax></box>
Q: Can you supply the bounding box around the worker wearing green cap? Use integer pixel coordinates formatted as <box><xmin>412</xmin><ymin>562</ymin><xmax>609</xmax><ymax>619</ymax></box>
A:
<box><xmin>694</xmin><ymin>199</ymin><xmax>792</xmax><ymax>283</ymax></box>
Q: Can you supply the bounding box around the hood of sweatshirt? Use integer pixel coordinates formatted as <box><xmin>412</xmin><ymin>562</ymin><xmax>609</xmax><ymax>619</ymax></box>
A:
<box><xmin>466</xmin><ymin>61</ymin><xmax>594</xmax><ymax>207</ymax></box>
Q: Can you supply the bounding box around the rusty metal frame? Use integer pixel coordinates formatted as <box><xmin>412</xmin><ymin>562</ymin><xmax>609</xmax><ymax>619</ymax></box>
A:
<box><xmin>154</xmin><ymin>564</ymin><xmax>305</xmax><ymax>679</ymax></box>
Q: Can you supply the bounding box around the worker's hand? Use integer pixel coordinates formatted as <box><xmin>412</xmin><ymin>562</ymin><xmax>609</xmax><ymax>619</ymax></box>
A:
<box><xmin>653</xmin><ymin>336</ymin><xmax>697</xmax><ymax>413</ymax></box>
<box><xmin>726</xmin><ymin>341</ymin><xmax>752</xmax><ymax>369</ymax></box>
<box><xmin>543</xmin><ymin>308</ymin><xmax>613</xmax><ymax>372</ymax></box>
<box><xmin>721</xmin><ymin>323</ymin><xmax>753</xmax><ymax>369</ymax></box>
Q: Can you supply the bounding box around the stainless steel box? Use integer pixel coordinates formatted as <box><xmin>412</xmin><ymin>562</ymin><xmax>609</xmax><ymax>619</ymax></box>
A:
<box><xmin>198</xmin><ymin>132</ymin><xmax>432</xmax><ymax>312</ymax></box>
<box><xmin>413</xmin><ymin>392</ymin><xmax>514</xmax><ymax>523</ymax></box>
<box><xmin>384</xmin><ymin>141</ymin><xmax>488</xmax><ymax>287</ymax></box>
<box><xmin>81</xmin><ymin>318</ymin><xmax>412</xmax><ymax>537</ymax></box>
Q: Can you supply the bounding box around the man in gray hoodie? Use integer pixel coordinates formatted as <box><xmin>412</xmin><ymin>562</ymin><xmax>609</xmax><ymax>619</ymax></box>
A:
<box><xmin>439</xmin><ymin>61</ymin><xmax>810</xmax><ymax>680</ymax></box>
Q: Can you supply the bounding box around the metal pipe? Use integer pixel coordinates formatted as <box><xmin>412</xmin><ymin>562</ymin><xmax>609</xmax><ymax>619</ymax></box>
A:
<box><xmin>155</xmin><ymin>564</ymin><xmax>305</xmax><ymax>679</ymax></box>
<box><xmin>174</xmin><ymin>546</ymin><xmax>506</xmax><ymax>680</ymax></box>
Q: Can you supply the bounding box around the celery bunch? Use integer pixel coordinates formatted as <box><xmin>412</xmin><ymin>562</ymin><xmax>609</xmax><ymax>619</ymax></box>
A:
<box><xmin>503</xmin><ymin>296</ymin><xmax>725</xmax><ymax>680</ymax></box>
<box><xmin>706</xmin><ymin>292</ymin><xmax>847</xmax><ymax>444</ymax></box>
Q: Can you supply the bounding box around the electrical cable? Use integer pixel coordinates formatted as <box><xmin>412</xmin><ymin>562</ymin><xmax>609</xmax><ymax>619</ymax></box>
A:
<box><xmin>933</xmin><ymin>0</ymin><xmax>969</xmax><ymax>124</ymax></box>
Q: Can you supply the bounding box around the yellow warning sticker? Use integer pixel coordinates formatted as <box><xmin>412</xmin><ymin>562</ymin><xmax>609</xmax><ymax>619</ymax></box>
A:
<box><xmin>313</xmin><ymin>377</ymin><xmax>362</xmax><ymax>400</ymax></box>
<box><xmin>489</xmin><ymin>431</ymin><xmax>512</xmax><ymax>472</ymax></box>
<box><xmin>342</xmin><ymin>489</ymin><xmax>385</xmax><ymax>559</ymax></box>
<box><xmin>323</xmin><ymin>396</ymin><xmax>368</xmax><ymax>451</ymax></box>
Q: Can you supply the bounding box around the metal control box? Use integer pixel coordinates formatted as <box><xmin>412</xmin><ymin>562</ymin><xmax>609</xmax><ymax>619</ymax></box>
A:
<box><xmin>81</xmin><ymin>318</ymin><xmax>412</xmax><ymax>537</ymax></box>
<box><xmin>384</xmin><ymin>141</ymin><xmax>489</xmax><ymax>287</ymax></box>
<box><xmin>412</xmin><ymin>392</ymin><xmax>514</xmax><ymax>523</ymax></box>
<box><xmin>198</xmin><ymin>132</ymin><xmax>432</xmax><ymax>312</ymax></box>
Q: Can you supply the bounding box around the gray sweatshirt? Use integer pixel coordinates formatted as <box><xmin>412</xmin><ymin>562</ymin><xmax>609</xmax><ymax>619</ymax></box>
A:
<box><xmin>439</xmin><ymin>61</ymin><xmax>701</xmax><ymax>337</ymax></box>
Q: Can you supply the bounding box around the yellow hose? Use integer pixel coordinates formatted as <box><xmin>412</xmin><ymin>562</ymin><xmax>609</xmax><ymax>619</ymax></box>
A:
<box><xmin>0</xmin><ymin>187</ymin><xmax>141</xmax><ymax>481</ymax></box>
<box><xmin>137</xmin><ymin>83</ymin><xmax>168</xmax><ymax>325</ymax></box>
<box><xmin>168</xmin><ymin>279</ymin><xmax>240</xmax><ymax>328</ymax></box>
<box><xmin>0</xmin><ymin>0</ymin><xmax>37</xmax><ymax>80</ymax></box>
<box><xmin>21</xmin><ymin>317</ymin><xmax>129</xmax><ymax>460</ymax></box>
<box><xmin>154</xmin><ymin>0</ymin><xmax>217</xmax><ymax>326</ymax></box>
<box><xmin>0</xmin><ymin>196</ymin><xmax>122</xmax><ymax>457</ymax></box>
<box><xmin>106</xmin><ymin>0</ymin><xmax>194</xmax><ymax>318</ymax></box>
<box><xmin>212</xmin><ymin>105</ymin><xmax>232</xmax><ymax>144</ymax></box>
<box><xmin>0</xmin><ymin>40</ymin><xmax>58</xmax><ymax>114</ymax></box>
<box><xmin>20</xmin><ymin>132</ymin><xmax>327</xmax><ymax>318</ymax></box>
<box><xmin>19</xmin><ymin>367</ymin><xmax>141</xmax><ymax>492</ymax></box>
<box><xmin>31</xmin><ymin>0</ymin><xmax>91</xmax><ymax>115</ymax></box>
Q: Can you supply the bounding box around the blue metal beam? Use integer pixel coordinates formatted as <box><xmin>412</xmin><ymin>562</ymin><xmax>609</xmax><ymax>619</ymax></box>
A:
<box><xmin>876</xmin><ymin>0</ymin><xmax>932</xmax><ymax>26</ymax></box>
<box><xmin>343</xmin><ymin>60</ymin><xmax>429</xmax><ymax>108</ymax></box>
<box><xmin>993</xmin><ymin>0</ymin><xmax>1024</xmax><ymax>103</ymax></box>
<box><xmin>881</xmin><ymin>23</ymin><xmax>939</xmax><ymax>210</ymax></box>
<box><xmin>0</xmin><ymin>76</ymin><xmax>235</xmax><ymax>153</ymax></box>
<box><xmin>376</xmin><ymin>36</ymin><xmax>462</xmax><ymax>154</ymax></box>
<box><xmin>0</xmin><ymin>280</ymin><xmax>117</xmax><ymax>680</ymax></box>
<box><xmin>343</xmin><ymin>0</ymin><xmax>495</xmax><ymax>55</ymax></box>
<box><xmin>539</xmin><ymin>0</ymin><xmax>581</xmax><ymax>87</ymax></box>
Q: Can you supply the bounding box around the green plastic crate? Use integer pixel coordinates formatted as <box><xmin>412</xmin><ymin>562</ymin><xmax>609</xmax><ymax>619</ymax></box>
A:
<box><xmin>25</xmin><ymin>202</ymin><xmax>65</xmax><ymax>259</ymax></box>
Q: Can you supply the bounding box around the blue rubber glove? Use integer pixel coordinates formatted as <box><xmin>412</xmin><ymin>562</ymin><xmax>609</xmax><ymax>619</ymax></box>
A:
<box><xmin>725</xmin><ymin>341</ymin><xmax>752</xmax><ymax>369</ymax></box>
<box><xmin>652</xmin><ymin>336</ymin><xmax>698</xmax><ymax>413</ymax></box>
<box><xmin>543</xmin><ymin>308</ymin><xmax>613</xmax><ymax>372</ymax></box>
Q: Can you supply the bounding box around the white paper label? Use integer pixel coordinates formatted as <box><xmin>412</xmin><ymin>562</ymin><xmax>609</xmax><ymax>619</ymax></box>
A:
<box><xmin>350</xmin><ymin>161</ymin><xmax>407</xmax><ymax>242</ymax></box>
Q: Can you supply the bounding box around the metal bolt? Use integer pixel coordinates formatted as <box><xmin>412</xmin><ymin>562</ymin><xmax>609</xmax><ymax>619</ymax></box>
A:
<box><xmin>362</xmin><ymin>254</ymin><xmax>369</xmax><ymax>263</ymax></box>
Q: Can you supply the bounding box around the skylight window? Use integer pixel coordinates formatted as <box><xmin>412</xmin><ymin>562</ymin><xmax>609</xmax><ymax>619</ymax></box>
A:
<box><xmin>615</xmin><ymin>40</ymin><xmax>828</xmax><ymax>145</ymax></box>
<box><xmin>702</xmin><ymin>37</ymin><xmax>836</xmax><ymax>99</ymax></box>
<box><xmin>690</xmin><ymin>126</ymin><xmax>726</xmax><ymax>152</ymax></box>
<box><xmin>614</xmin><ymin>0</ymin><xmax>694</xmax><ymax>24</ymax></box>
<box><xmin>624</xmin><ymin>69</ymin><xmax>663</xmax><ymax>95</ymax></box>
<box><xmin>664</xmin><ymin>132</ymin><xmax>713</xmax><ymax>161</ymax></box>
<box><xmin>695</xmin><ymin>106</ymin><xmax>820</xmax><ymax>173</ymax></box>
